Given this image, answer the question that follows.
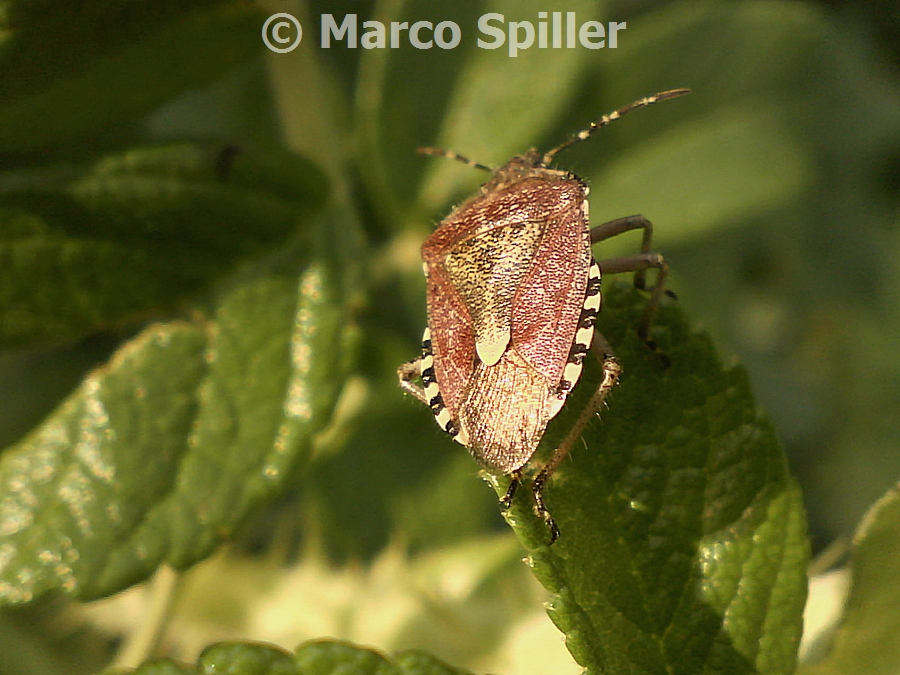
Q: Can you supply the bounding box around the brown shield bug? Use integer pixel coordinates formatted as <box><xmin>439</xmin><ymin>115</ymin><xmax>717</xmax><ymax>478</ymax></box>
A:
<box><xmin>398</xmin><ymin>89</ymin><xmax>690</xmax><ymax>543</ymax></box>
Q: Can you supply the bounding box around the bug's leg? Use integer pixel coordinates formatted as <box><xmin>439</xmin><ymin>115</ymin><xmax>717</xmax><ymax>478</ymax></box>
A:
<box><xmin>500</xmin><ymin>471</ymin><xmax>522</xmax><ymax>510</ymax></box>
<box><xmin>532</xmin><ymin>333</ymin><xmax>622</xmax><ymax>544</ymax></box>
<box><xmin>590</xmin><ymin>214</ymin><xmax>662</xmax><ymax>292</ymax></box>
<box><xmin>591</xmin><ymin>214</ymin><xmax>673</xmax><ymax>341</ymax></box>
<box><xmin>397</xmin><ymin>358</ymin><xmax>428</xmax><ymax>404</ymax></box>
<box><xmin>598</xmin><ymin>252</ymin><xmax>669</xmax><ymax>341</ymax></box>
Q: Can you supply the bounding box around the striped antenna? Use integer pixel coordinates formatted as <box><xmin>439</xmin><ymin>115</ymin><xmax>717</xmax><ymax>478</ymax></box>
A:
<box><xmin>417</xmin><ymin>147</ymin><xmax>494</xmax><ymax>173</ymax></box>
<box><xmin>541</xmin><ymin>88</ymin><xmax>691</xmax><ymax>166</ymax></box>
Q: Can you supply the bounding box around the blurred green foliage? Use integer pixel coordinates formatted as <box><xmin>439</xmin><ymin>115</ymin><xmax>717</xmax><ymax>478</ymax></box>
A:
<box><xmin>0</xmin><ymin>0</ymin><xmax>898</xmax><ymax>673</ymax></box>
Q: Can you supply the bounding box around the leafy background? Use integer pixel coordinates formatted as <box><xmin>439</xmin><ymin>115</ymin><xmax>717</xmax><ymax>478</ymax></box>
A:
<box><xmin>0</xmin><ymin>0</ymin><xmax>898</xmax><ymax>673</ymax></box>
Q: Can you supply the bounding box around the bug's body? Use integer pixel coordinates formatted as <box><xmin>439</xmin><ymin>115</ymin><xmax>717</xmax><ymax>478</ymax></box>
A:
<box><xmin>419</xmin><ymin>154</ymin><xmax>597</xmax><ymax>473</ymax></box>
<box><xmin>399</xmin><ymin>89</ymin><xmax>690</xmax><ymax>542</ymax></box>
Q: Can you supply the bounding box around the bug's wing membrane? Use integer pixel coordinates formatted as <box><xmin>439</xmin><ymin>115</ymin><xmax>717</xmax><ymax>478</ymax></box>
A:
<box><xmin>460</xmin><ymin>349</ymin><xmax>550</xmax><ymax>473</ymax></box>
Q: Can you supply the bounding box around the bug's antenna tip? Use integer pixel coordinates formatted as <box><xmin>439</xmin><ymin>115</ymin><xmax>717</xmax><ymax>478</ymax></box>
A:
<box><xmin>659</xmin><ymin>87</ymin><xmax>692</xmax><ymax>99</ymax></box>
<box><xmin>541</xmin><ymin>88</ymin><xmax>692</xmax><ymax>166</ymax></box>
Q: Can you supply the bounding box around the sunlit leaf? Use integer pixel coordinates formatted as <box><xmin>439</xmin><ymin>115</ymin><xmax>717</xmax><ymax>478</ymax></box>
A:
<box><xmin>492</xmin><ymin>283</ymin><xmax>809</xmax><ymax>674</ymax></box>
<box><xmin>0</xmin><ymin>210</ymin><xmax>358</xmax><ymax>603</ymax></box>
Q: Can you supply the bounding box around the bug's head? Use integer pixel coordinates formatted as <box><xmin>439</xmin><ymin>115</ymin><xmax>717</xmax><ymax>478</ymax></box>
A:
<box><xmin>483</xmin><ymin>150</ymin><xmax>547</xmax><ymax>185</ymax></box>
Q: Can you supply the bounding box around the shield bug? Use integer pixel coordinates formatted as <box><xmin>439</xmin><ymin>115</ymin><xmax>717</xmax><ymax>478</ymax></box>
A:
<box><xmin>398</xmin><ymin>89</ymin><xmax>690</xmax><ymax>543</ymax></box>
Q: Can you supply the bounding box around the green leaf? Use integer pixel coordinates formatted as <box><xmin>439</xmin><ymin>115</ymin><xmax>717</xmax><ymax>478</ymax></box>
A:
<box><xmin>798</xmin><ymin>484</ymin><xmax>900</xmax><ymax>675</ymax></box>
<box><xmin>295</xmin><ymin>640</ymin><xmax>473</xmax><ymax>675</ymax></box>
<box><xmin>0</xmin><ymin>2</ymin><xmax>266</xmax><ymax>152</ymax></box>
<box><xmin>295</xmin><ymin>641</ymin><xmax>400</xmax><ymax>675</ymax></box>
<box><xmin>576</xmin><ymin>0</ymin><xmax>819</xmax><ymax>253</ymax></box>
<box><xmin>584</xmin><ymin>103</ymin><xmax>810</xmax><ymax>250</ymax></box>
<box><xmin>200</xmin><ymin>643</ymin><xmax>299</xmax><ymax>675</ymax></box>
<box><xmin>112</xmin><ymin>661</ymin><xmax>194</xmax><ymax>675</ymax></box>
<box><xmin>490</xmin><ymin>283</ymin><xmax>809</xmax><ymax>674</ymax></box>
<box><xmin>0</xmin><ymin>209</ymin><xmax>359</xmax><ymax>603</ymax></box>
<box><xmin>0</xmin><ymin>142</ymin><xmax>327</xmax><ymax>348</ymax></box>
<box><xmin>100</xmin><ymin>639</ymin><xmax>474</xmax><ymax>675</ymax></box>
<box><xmin>394</xmin><ymin>650</ymin><xmax>476</xmax><ymax>675</ymax></box>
